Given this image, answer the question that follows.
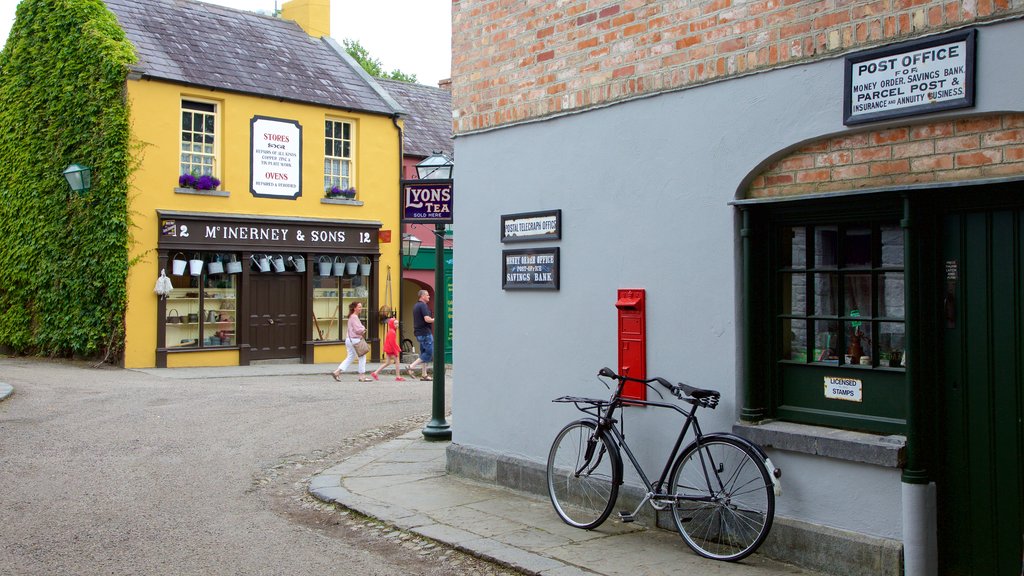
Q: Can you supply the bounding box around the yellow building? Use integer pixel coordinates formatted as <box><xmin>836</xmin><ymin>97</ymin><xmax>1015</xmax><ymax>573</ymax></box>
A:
<box><xmin>109</xmin><ymin>0</ymin><xmax>405</xmax><ymax>368</ymax></box>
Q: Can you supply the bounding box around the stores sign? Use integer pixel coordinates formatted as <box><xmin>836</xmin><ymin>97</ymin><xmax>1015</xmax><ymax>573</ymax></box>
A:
<box><xmin>844</xmin><ymin>29</ymin><xmax>975</xmax><ymax>125</ymax></box>
<box><xmin>250</xmin><ymin>116</ymin><xmax>302</xmax><ymax>199</ymax></box>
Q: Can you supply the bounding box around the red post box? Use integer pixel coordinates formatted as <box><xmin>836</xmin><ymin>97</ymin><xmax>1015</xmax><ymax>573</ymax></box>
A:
<box><xmin>615</xmin><ymin>289</ymin><xmax>646</xmax><ymax>400</ymax></box>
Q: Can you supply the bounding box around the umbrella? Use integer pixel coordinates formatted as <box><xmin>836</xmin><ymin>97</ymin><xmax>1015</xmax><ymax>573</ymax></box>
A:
<box><xmin>154</xmin><ymin>269</ymin><xmax>174</xmax><ymax>298</ymax></box>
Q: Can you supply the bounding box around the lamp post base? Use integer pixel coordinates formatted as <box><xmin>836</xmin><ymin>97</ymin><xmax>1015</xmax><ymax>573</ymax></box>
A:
<box><xmin>422</xmin><ymin>418</ymin><xmax>452</xmax><ymax>441</ymax></box>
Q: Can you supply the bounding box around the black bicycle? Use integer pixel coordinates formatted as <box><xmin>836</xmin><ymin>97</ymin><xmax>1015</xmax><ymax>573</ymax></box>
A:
<box><xmin>547</xmin><ymin>367</ymin><xmax>781</xmax><ymax>562</ymax></box>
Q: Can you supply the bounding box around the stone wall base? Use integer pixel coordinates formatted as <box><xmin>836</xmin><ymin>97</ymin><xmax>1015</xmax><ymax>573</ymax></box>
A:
<box><xmin>446</xmin><ymin>442</ymin><xmax>903</xmax><ymax>576</ymax></box>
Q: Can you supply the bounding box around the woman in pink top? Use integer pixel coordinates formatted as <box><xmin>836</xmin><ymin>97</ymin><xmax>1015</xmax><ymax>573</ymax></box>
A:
<box><xmin>332</xmin><ymin>301</ymin><xmax>371</xmax><ymax>382</ymax></box>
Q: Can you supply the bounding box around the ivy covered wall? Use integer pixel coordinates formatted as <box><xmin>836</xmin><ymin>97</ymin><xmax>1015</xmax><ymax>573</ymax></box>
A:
<box><xmin>0</xmin><ymin>0</ymin><xmax>136</xmax><ymax>359</ymax></box>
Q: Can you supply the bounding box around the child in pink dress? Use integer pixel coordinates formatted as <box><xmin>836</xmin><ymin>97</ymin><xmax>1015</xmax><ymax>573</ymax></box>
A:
<box><xmin>371</xmin><ymin>317</ymin><xmax>405</xmax><ymax>381</ymax></box>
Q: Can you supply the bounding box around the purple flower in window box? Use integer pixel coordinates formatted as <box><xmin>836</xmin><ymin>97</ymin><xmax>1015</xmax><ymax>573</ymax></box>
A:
<box><xmin>178</xmin><ymin>173</ymin><xmax>197</xmax><ymax>188</ymax></box>
<box><xmin>195</xmin><ymin>174</ymin><xmax>220</xmax><ymax>190</ymax></box>
<box><xmin>326</xmin><ymin>186</ymin><xmax>356</xmax><ymax>199</ymax></box>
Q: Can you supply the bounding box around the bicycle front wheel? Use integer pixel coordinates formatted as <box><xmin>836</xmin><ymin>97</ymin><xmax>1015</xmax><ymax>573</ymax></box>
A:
<box><xmin>546</xmin><ymin>420</ymin><xmax>620</xmax><ymax>529</ymax></box>
<box><xmin>668</xmin><ymin>437</ymin><xmax>774</xmax><ymax>561</ymax></box>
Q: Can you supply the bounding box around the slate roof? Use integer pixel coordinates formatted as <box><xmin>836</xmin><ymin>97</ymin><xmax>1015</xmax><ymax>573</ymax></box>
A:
<box><xmin>103</xmin><ymin>0</ymin><xmax>399</xmax><ymax>116</ymax></box>
<box><xmin>376</xmin><ymin>78</ymin><xmax>453</xmax><ymax>158</ymax></box>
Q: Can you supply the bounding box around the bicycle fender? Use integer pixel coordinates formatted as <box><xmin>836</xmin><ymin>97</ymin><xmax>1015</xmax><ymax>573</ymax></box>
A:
<box><xmin>566</xmin><ymin>418</ymin><xmax>624</xmax><ymax>486</ymax></box>
<box><xmin>686</xmin><ymin>432</ymin><xmax>782</xmax><ymax>497</ymax></box>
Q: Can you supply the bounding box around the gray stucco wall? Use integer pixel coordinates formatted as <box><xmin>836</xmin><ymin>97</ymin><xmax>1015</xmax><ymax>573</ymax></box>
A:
<box><xmin>450</xmin><ymin>20</ymin><xmax>1024</xmax><ymax>541</ymax></box>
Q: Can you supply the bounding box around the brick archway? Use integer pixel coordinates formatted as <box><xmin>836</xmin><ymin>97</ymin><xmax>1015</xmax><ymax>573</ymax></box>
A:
<box><xmin>745</xmin><ymin>113</ymin><xmax>1024</xmax><ymax>199</ymax></box>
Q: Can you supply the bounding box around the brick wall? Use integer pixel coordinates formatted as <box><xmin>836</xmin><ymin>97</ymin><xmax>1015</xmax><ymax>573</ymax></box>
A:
<box><xmin>451</xmin><ymin>0</ymin><xmax>1024</xmax><ymax>135</ymax></box>
<box><xmin>747</xmin><ymin>113</ymin><xmax>1024</xmax><ymax>197</ymax></box>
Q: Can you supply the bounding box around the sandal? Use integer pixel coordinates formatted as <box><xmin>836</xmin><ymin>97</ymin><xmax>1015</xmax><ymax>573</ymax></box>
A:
<box><xmin>358</xmin><ymin>376</ymin><xmax>373</xmax><ymax>382</ymax></box>
<box><xmin>331</xmin><ymin>371</ymin><xmax>341</xmax><ymax>382</ymax></box>
<box><xmin>420</xmin><ymin>376</ymin><xmax>432</xmax><ymax>381</ymax></box>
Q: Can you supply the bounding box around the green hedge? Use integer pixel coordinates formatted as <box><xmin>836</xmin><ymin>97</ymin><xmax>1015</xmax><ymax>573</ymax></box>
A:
<box><xmin>0</xmin><ymin>0</ymin><xmax>136</xmax><ymax>360</ymax></box>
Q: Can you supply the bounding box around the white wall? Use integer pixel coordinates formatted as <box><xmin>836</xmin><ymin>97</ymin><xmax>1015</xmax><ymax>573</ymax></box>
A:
<box><xmin>450</xmin><ymin>20</ymin><xmax>1024</xmax><ymax>539</ymax></box>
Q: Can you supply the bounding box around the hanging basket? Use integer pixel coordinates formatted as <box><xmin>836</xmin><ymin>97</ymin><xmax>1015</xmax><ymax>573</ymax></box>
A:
<box><xmin>208</xmin><ymin>257</ymin><xmax>225</xmax><ymax>275</ymax></box>
<box><xmin>318</xmin><ymin>256</ymin><xmax>333</xmax><ymax>276</ymax></box>
<box><xmin>226</xmin><ymin>255</ymin><xmax>242</xmax><ymax>274</ymax></box>
<box><xmin>345</xmin><ymin>256</ymin><xmax>358</xmax><ymax>275</ymax></box>
<box><xmin>189</xmin><ymin>253</ymin><xmax>203</xmax><ymax>276</ymax></box>
<box><xmin>333</xmin><ymin>255</ymin><xmax>345</xmax><ymax>276</ymax></box>
<box><xmin>171</xmin><ymin>252</ymin><xmax>187</xmax><ymax>276</ymax></box>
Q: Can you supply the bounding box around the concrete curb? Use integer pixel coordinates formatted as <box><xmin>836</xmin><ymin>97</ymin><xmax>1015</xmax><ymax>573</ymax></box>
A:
<box><xmin>0</xmin><ymin>382</ymin><xmax>12</xmax><ymax>402</ymax></box>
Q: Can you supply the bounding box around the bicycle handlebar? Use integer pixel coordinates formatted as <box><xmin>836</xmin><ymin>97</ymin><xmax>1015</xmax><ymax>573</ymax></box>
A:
<box><xmin>597</xmin><ymin>366</ymin><xmax>721</xmax><ymax>406</ymax></box>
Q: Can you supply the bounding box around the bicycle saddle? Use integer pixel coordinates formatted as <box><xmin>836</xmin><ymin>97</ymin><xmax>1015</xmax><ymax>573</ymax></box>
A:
<box><xmin>678</xmin><ymin>382</ymin><xmax>720</xmax><ymax>399</ymax></box>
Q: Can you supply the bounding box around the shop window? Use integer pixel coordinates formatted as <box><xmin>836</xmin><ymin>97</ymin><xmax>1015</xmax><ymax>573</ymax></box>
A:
<box><xmin>181</xmin><ymin>100</ymin><xmax>218</xmax><ymax>178</ymax></box>
<box><xmin>164</xmin><ymin>252</ymin><xmax>237</xmax><ymax>349</ymax></box>
<box><xmin>324</xmin><ymin>119</ymin><xmax>353</xmax><ymax>192</ymax></box>
<box><xmin>312</xmin><ymin>255</ymin><xmax>370</xmax><ymax>341</ymax></box>
<box><xmin>771</xmin><ymin>217</ymin><xmax>907</xmax><ymax>434</ymax></box>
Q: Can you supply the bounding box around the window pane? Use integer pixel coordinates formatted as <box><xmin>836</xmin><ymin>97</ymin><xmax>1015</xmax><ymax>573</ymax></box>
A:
<box><xmin>813</xmin><ymin>272</ymin><xmax>837</xmax><ymax>315</ymax></box>
<box><xmin>844</xmin><ymin>321</ymin><xmax>872</xmax><ymax>366</ymax></box>
<box><xmin>193</xmin><ymin>114</ymin><xmax>203</xmax><ymax>131</ymax></box>
<box><xmin>780</xmin><ymin>273</ymin><xmax>806</xmax><ymax>315</ymax></box>
<box><xmin>814</xmin><ymin>225</ymin><xmax>838</xmax><ymax>267</ymax></box>
<box><xmin>325</xmin><ymin>121</ymin><xmax>333</xmax><ymax>138</ymax></box>
<box><xmin>782</xmin><ymin>318</ymin><xmax>808</xmax><ymax>362</ymax></box>
<box><xmin>334</xmin><ymin>140</ymin><xmax>342</xmax><ymax>157</ymax></box>
<box><xmin>844</xmin><ymin>273</ymin><xmax>872</xmax><ymax>317</ymax></box>
<box><xmin>879</xmin><ymin>272</ymin><xmax>905</xmax><ymax>319</ymax></box>
<box><xmin>343</xmin><ymin>123</ymin><xmax>350</xmax><ymax>139</ymax></box>
<box><xmin>843</xmin><ymin>227</ymin><xmax>871</xmax><ymax>268</ymax></box>
<box><xmin>343</xmin><ymin>141</ymin><xmax>350</xmax><ymax>157</ymax></box>
<box><xmin>780</xmin><ymin>226</ymin><xmax>806</xmax><ymax>269</ymax></box>
<box><xmin>878</xmin><ymin>322</ymin><xmax>906</xmax><ymax>367</ymax></box>
<box><xmin>182</xmin><ymin>113</ymin><xmax>191</xmax><ymax>131</ymax></box>
<box><xmin>204</xmin><ymin>115</ymin><xmax>214</xmax><ymax>133</ymax></box>
<box><xmin>880</xmin><ymin>224</ymin><xmax>903</xmax><ymax>267</ymax></box>
<box><xmin>813</xmin><ymin>320</ymin><xmax>839</xmax><ymax>362</ymax></box>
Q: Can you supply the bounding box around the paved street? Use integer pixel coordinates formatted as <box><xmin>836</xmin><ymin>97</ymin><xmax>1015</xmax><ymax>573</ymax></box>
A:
<box><xmin>0</xmin><ymin>358</ymin><xmax>512</xmax><ymax>576</ymax></box>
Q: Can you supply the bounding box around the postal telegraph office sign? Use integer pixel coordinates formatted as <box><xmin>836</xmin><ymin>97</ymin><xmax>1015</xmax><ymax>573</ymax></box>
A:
<box><xmin>844</xmin><ymin>29</ymin><xmax>975</xmax><ymax>125</ymax></box>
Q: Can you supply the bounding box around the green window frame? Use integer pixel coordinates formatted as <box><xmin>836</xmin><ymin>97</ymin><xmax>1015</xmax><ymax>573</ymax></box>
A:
<box><xmin>324</xmin><ymin>119</ymin><xmax>353</xmax><ymax>191</ymax></box>
<box><xmin>767</xmin><ymin>212</ymin><xmax>908</xmax><ymax>435</ymax></box>
<box><xmin>180</xmin><ymin>100</ymin><xmax>217</xmax><ymax>178</ymax></box>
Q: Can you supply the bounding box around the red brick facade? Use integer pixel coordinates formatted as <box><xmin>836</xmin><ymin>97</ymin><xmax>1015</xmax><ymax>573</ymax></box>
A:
<box><xmin>452</xmin><ymin>0</ymin><xmax>1022</xmax><ymax>135</ymax></box>
<box><xmin>748</xmin><ymin>113</ymin><xmax>1024</xmax><ymax>197</ymax></box>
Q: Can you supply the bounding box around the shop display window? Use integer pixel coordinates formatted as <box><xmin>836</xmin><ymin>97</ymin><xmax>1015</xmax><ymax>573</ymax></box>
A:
<box><xmin>312</xmin><ymin>255</ymin><xmax>370</xmax><ymax>341</ymax></box>
<box><xmin>777</xmin><ymin>223</ymin><xmax>904</xmax><ymax>369</ymax></box>
<box><xmin>164</xmin><ymin>252</ymin><xmax>237</xmax><ymax>349</ymax></box>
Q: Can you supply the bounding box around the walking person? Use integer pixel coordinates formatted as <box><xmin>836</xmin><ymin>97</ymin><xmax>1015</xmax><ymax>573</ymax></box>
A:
<box><xmin>332</xmin><ymin>301</ymin><xmax>372</xmax><ymax>382</ymax></box>
<box><xmin>406</xmin><ymin>290</ymin><xmax>434</xmax><ymax>381</ymax></box>
<box><xmin>371</xmin><ymin>317</ymin><xmax>405</xmax><ymax>381</ymax></box>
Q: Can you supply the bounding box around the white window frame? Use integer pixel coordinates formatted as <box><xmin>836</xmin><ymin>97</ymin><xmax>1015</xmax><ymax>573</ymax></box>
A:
<box><xmin>324</xmin><ymin>118</ymin><xmax>354</xmax><ymax>191</ymax></box>
<box><xmin>180</xmin><ymin>99</ymin><xmax>219</xmax><ymax>178</ymax></box>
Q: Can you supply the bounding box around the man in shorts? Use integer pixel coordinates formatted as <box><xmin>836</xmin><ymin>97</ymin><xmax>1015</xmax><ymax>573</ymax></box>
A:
<box><xmin>407</xmin><ymin>290</ymin><xmax>434</xmax><ymax>380</ymax></box>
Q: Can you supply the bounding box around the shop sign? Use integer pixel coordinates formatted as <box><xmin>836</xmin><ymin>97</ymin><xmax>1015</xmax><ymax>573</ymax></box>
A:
<box><xmin>250</xmin><ymin>116</ymin><xmax>302</xmax><ymax>199</ymax></box>
<box><xmin>824</xmin><ymin>376</ymin><xmax>863</xmax><ymax>402</ymax></box>
<box><xmin>501</xmin><ymin>210</ymin><xmax>561</xmax><ymax>243</ymax></box>
<box><xmin>158</xmin><ymin>213</ymin><xmax>378</xmax><ymax>251</ymax></box>
<box><xmin>503</xmin><ymin>247</ymin><xmax>559</xmax><ymax>290</ymax></box>
<box><xmin>844</xmin><ymin>29</ymin><xmax>975</xmax><ymax>125</ymax></box>
<box><xmin>402</xmin><ymin>180</ymin><xmax>453</xmax><ymax>224</ymax></box>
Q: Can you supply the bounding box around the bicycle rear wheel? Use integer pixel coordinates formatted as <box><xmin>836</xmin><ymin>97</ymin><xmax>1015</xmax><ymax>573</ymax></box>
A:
<box><xmin>546</xmin><ymin>419</ymin><xmax>620</xmax><ymax>529</ymax></box>
<box><xmin>668</xmin><ymin>436</ymin><xmax>774</xmax><ymax>561</ymax></box>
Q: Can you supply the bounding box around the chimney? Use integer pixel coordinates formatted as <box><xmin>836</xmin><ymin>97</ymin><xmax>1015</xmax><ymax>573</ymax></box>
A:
<box><xmin>438</xmin><ymin>78</ymin><xmax>452</xmax><ymax>91</ymax></box>
<box><xmin>281</xmin><ymin>0</ymin><xmax>330</xmax><ymax>38</ymax></box>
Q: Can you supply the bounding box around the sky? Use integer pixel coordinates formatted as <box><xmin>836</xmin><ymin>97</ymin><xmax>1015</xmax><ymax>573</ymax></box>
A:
<box><xmin>0</xmin><ymin>0</ymin><xmax>452</xmax><ymax>86</ymax></box>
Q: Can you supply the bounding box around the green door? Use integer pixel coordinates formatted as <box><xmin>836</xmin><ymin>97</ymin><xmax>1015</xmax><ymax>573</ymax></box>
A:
<box><xmin>939</xmin><ymin>208</ymin><xmax>1024</xmax><ymax>575</ymax></box>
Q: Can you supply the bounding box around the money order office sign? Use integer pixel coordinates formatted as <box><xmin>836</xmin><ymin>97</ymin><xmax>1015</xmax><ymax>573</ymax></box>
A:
<box><xmin>844</xmin><ymin>29</ymin><xmax>975</xmax><ymax>125</ymax></box>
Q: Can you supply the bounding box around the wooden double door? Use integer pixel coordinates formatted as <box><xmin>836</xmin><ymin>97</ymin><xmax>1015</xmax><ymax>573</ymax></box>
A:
<box><xmin>247</xmin><ymin>275</ymin><xmax>302</xmax><ymax>361</ymax></box>
<box><xmin>938</xmin><ymin>198</ymin><xmax>1023</xmax><ymax>575</ymax></box>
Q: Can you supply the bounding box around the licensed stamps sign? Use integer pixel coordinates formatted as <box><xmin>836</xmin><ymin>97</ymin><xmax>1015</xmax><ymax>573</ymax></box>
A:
<box><xmin>824</xmin><ymin>376</ymin><xmax>863</xmax><ymax>402</ymax></box>
<box><xmin>250</xmin><ymin>116</ymin><xmax>302</xmax><ymax>199</ymax></box>
<box><xmin>844</xmin><ymin>29</ymin><xmax>975</xmax><ymax>125</ymax></box>
<box><xmin>503</xmin><ymin>247</ymin><xmax>559</xmax><ymax>290</ymax></box>
<box><xmin>403</xmin><ymin>181</ymin><xmax>453</xmax><ymax>224</ymax></box>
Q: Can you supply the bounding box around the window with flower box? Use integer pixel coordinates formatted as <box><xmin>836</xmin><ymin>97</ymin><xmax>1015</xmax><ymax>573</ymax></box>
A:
<box><xmin>181</xmin><ymin>100</ymin><xmax>218</xmax><ymax>182</ymax></box>
<box><xmin>324</xmin><ymin>119</ymin><xmax>353</xmax><ymax>196</ymax></box>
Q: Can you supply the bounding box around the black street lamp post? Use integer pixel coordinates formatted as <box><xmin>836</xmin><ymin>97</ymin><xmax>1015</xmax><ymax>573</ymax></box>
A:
<box><xmin>414</xmin><ymin>152</ymin><xmax>453</xmax><ymax>441</ymax></box>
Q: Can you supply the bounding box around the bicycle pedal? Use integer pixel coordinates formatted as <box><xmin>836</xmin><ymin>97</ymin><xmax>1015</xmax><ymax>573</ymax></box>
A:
<box><xmin>617</xmin><ymin>511</ymin><xmax>635</xmax><ymax>523</ymax></box>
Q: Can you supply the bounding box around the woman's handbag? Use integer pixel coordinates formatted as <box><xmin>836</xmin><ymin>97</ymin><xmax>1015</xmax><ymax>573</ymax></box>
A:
<box><xmin>354</xmin><ymin>339</ymin><xmax>371</xmax><ymax>357</ymax></box>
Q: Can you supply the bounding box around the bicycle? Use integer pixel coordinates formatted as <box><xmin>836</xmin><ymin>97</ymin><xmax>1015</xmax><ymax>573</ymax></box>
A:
<box><xmin>547</xmin><ymin>367</ymin><xmax>782</xmax><ymax>562</ymax></box>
